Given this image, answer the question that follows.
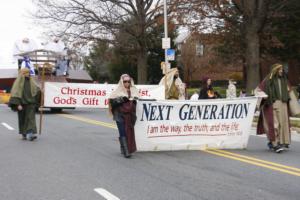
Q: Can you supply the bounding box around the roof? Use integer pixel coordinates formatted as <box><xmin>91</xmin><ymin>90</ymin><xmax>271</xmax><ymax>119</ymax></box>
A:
<box><xmin>174</xmin><ymin>30</ymin><xmax>191</xmax><ymax>44</ymax></box>
<box><xmin>67</xmin><ymin>69</ymin><xmax>93</xmax><ymax>82</ymax></box>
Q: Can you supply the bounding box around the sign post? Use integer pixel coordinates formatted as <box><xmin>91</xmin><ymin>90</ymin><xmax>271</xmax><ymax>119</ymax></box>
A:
<box><xmin>163</xmin><ymin>0</ymin><xmax>169</xmax><ymax>98</ymax></box>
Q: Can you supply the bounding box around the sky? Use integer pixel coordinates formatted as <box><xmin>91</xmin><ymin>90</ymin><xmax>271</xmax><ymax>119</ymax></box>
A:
<box><xmin>0</xmin><ymin>0</ymin><xmax>43</xmax><ymax>67</ymax></box>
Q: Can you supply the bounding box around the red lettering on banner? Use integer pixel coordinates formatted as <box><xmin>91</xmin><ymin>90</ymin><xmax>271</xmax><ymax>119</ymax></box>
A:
<box><xmin>61</xmin><ymin>87</ymin><xmax>68</xmax><ymax>94</ymax></box>
<box><xmin>139</xmin><ymin>89</ymin><xmax>150</xmax><ymax>97</ymax></box>
<box><xmin>146</xmin><ymin>122</ymin><xmax>242</xmax><ymax>138</ymax></box>
<box><xmin>53</xmin><ymin>97</ymin><xmax>77</xmax><ymax>105</ymax></box>
<box><xmin>59</xmin><ymin>86</ymin><xmax>106</xmax><ymax>96</ymax></box>
<box><xmin>82</xmin><ymin>97</ymin><xmax>99</xmax><ymax>105</ymax></box>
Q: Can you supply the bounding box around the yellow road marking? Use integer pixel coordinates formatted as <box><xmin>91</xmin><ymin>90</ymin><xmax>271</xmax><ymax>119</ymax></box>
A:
<box><xmin>204</xmin><ymin>149</ymin><xmax>300</xmax><ymax>177</ymax></box>
<box><xmin>210</xmin><ymin>149</ymin><xmax>300</xmax><ymax>173</ymax></box>
<box><xmin>59</xmin><ymin>113</ymin><xmax>300</xmax><ymax>177</ymax></box>
<box><xmin>58</xmin><ymin>114</ymin><xmax>117</xmax><ymax>129</ymax></box>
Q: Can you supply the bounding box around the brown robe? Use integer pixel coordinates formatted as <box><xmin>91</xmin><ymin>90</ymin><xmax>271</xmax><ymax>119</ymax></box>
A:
<box><xmin>119</xmin><ymin>101</ymin><xmax>137</xmax><ymax>153</ymax></box>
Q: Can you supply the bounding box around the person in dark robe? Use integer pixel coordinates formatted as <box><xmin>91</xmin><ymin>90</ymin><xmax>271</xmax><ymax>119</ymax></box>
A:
<box><xmin>8</xmin><ymin>68</ymin><xmax>40</xmax><ymax>141</ymax></box>
<box><xmin>256</xmin><ymin>63</ymin><xmax>291</xmax><ymax>153</ymax></box>
<box><xmin>198</xmin><ymin>77</ymin><xmax>220</xmax><ymax>99</ymax></box>
<box><xmin>109</xmin><ymin>74</ymin><xmax>139</xmax><ymax>158</ymax></box>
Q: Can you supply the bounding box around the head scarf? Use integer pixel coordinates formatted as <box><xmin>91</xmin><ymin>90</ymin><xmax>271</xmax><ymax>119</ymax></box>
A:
<box><xmin>10</xmin><ymin>68</ymin><xmax>38</xmax><ymax>99</ymax></box>
<box><xmin>265</xmin><ymin>63</ymin><xmax>289</xmax><ymax>104</ymax></box>
<box><xmin>269</xmin><ymin>63</ymin><xmax>283</xmax><ymax>80</ymax></box>
<box><xmin>109</xmin><ymin>74</ymin><xmax>139</xmax><ymax>99</ymax></box>
<box><xmin>201</xmin><ymin>76</ymin><xmax>209</xmax><ymax>87</ymax></box>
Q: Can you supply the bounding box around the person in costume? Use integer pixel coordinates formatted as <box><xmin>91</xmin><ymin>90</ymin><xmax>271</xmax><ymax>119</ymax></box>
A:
<box><xmin>8</xmin><ymin>68</ymin><xmax>40</xmax><ymax>141</ymax></box>
<box><xmin>256</xmin><ymin>63</ymin><xmax>292</xmax><ymax>153</ymax></box>
<box><xmin>13</xmin><ymin>37</ymin><xmax>38</xmax><ymax>68</ymax></box>
<box><xmin>109</xmin><ymin>74</ymin><xmax>139</xmax><ymax>158</ymax></box>
<box><xmin>198</xmin><ymin>77</ymin><xmax>220</xmax><ymax>99</ymax></box>
<box><xmin>159</xmin><ymin>68</ymin><xmax>185</xmax><ymax>100</ymax></box>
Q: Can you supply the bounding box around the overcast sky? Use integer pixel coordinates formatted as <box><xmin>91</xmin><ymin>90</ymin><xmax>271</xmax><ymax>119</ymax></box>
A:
<box><xmin>0</xmin><ymin>0</ymin><xmax>43</xmax><ymax>67</ymax></box>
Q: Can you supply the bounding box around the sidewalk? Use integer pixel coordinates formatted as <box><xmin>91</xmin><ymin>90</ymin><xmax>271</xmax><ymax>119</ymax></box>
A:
<box><xmin>250</xmin><ymin>126</ymin><xmax>300</xmax><ymax>142</ymax></box>
<box><xmin>254</xmin><ymin>111</ymin><xmax>300</xmax><ymax>133</ymax></box>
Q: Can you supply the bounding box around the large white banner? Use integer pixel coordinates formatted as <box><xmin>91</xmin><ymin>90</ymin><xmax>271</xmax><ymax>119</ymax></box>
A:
<box><xmin>135</xmin><ymin>97</ymin><xmax>258</xmax><ymax>151</ymax></box>
<box><xmin>44</xmin><ymin>82</ymin><xmax>165</xmax><ymax>108</ymax></box>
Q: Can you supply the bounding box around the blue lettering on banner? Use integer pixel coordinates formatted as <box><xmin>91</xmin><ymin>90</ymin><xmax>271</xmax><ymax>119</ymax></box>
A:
<box><xmin>140</xmin><ymin>102</ymin><xmax>250</xmax><ymax>121</ymax></box>
<box><xmin>141</xmin><ymin>103</ymin><xmax>174</xmax><ymax>121</ymax></box>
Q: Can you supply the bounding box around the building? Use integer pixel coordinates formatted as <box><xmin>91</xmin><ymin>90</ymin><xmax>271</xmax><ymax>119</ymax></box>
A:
<box><xmin>175</xmin><ymin>32</ymin><xmax>243</xmax><ymax>87</ymax></box>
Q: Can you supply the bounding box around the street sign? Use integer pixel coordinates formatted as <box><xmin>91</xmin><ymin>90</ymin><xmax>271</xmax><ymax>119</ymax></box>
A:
<box><xmin>162</xmin><ymin>38</ymin><xmax>171</xmax><ymax>49</ymax></box>
<box><xmin>166</xmin><ymin>49</ymin><xmax>175</xmax><ymax>61</ymax></box>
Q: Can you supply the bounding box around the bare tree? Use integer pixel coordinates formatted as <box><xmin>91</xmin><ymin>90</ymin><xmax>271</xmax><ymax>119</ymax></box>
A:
<box><xmin>33</xmin><ymin>0</ymin><xmax>162</xmax><ymax>83</ymax></box>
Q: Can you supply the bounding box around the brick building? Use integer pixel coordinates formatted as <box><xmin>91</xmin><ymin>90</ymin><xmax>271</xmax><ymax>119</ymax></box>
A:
<box><xmin>175</xmin><ymin>32</ymin><xmax>300</xmax><ymax>87</ymax></box>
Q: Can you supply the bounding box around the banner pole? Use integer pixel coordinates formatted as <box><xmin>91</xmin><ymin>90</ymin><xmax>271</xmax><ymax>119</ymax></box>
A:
<box><xmin>39</xmin><ymin>64</ymin><xmax>45</xmax><ymax>135</ymax></box>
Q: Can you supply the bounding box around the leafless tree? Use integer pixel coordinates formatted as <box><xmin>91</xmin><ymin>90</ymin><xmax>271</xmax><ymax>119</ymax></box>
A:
<box><xmin>33</xmin><ymin>0</ymin><xmax>162</xmax><ymax>83</ymax></box>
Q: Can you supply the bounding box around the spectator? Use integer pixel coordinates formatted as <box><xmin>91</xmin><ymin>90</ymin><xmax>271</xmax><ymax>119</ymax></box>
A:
<box><xmin>226</xmin><ymin>79</ymin><xmax>237</xmax><ymax>98</ymax></box>
<box><xmin>198</xmin><ymin>77</ymin><xmax>220</xmax><ymax>99</ymax></box>
<box><xmin>190</xmin><ymin>90</ymin><xmax>199</xmax><ymax>100</ymax></box>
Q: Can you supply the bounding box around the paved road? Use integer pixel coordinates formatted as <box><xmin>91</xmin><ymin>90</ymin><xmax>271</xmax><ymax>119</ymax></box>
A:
<box><xmin>0</xmin><ymin>105</ymin><xmax>299</xmax><ymax>200</ymax></box>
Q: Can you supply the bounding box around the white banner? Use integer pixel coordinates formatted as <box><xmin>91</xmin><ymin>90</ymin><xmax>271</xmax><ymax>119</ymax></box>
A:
<box><xmin>44</xmin><ymin>82</ymin><xmax>165</xmax><ymax>108</ymax></box>
<box><xmin>135</xmin><ymin>97</ymin><xmax>258</xmax><ymax>151</ymax></box>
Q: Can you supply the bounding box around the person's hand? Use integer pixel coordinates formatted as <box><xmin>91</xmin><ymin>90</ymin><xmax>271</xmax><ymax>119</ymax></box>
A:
<box><xmin>17</xmin><ymin>105</ymin><xmax>23</xmax><ymax>111</ymax></box>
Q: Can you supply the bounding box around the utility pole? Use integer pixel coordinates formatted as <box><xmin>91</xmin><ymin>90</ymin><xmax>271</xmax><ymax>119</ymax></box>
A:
<box><xmin>164</xmin><ymin>0</ymin><xmax>168</xmax><ymax>66</ymax></box>
<box><xmin>163</xmin><ymin>0</ymin><xmax>170</xmax><ymax>99</ymax></box>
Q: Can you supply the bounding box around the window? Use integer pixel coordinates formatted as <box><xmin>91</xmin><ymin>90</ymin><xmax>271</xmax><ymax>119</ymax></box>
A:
<box><xmin>196</xmin><ymin>42</ymin><xmax>204</xmax><ymax>56</ymax></box>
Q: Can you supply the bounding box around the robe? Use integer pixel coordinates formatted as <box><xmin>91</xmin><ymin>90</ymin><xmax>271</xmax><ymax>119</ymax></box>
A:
<box><xmin>256</xmin><ymin>79</ymin><xmax>291</xmax><ymax>145</ymax></box>
<box><xmin>9</xmin><ymin>77</ymin><xmax>40</xmax><ymax>134</ymax></box>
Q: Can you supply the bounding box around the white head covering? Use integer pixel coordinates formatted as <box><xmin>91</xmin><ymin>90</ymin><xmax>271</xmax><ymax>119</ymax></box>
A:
<box><xmin>159</xmin><ymin>68</ymin><xmax>185</xmax><ymax>99</ymax></box>
<box><xmin>109</xmin><ymin>74</ymin><xmax>139</xmax><ymax>99</ymax></box>
<box><xmin>13</xmin><ymin>37</ymin><xmax>38</xmax><ymax>61</ymax></box>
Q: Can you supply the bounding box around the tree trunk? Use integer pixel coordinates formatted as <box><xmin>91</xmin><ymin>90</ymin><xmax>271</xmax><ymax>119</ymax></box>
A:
<box><xmin>245</xmin><ymin>29</ymin><xmax>260</xmax><ymax>94</ymax></box>
<box><xmin>137</xmin><ymin>49</ymin><xmax>148</xmax><ymax>84</ymax></box>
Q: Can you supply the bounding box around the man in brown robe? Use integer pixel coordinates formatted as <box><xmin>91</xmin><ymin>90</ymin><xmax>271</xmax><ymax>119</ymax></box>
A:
<box><xmin>9</xmin><ymin>68</ymin><xmax>40</xmax><ymax>141</ymax></box>
<box><xmin>256</xmin><ymin>64</ymin><xmax>291</xmax><ymax>153</ymax></box>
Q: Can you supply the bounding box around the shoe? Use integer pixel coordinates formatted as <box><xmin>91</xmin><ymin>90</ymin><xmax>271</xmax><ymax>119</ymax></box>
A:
<box><xmin>282</xmin><ymin>144</ymin><xmax>289</xmax><ymax>149</ymax></box>
<box><xmin>28</xmin><ymin>136</ymin><xmax>37</xmax><ymax>141</ymax></box>
<box><xmin>273</xmin><ymin>145</ymin><xmax>284</xmax><ymax>153</ymax></box>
